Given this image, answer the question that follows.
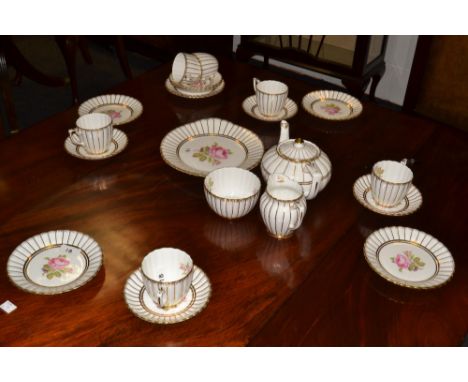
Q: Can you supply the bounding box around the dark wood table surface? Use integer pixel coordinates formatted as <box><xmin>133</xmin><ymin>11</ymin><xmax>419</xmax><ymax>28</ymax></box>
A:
<box><xmin>0</xmin><ymin>58</ymin><xmax>467</xmax><ymax>346</ymax></box>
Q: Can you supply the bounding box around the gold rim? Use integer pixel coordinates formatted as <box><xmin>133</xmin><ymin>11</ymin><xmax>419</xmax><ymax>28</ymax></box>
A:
<box><xmin>204</xmin><ymin>184</ymin><xmax>260</xmax><ymax>202</ymax></box>
<box><xmin>371</xmin><ymin>167</ymin><xmax>413</xmax><ymax>186</ymax></box>
<box><xmin>266</xmin><ymin>190</ymin><xmax>303</xmax><ymax>203</ymax></box>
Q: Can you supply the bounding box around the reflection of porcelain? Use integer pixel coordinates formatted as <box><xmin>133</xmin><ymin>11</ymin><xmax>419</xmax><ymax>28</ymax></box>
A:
<box><xmin>253</xmin><ymin>78</ymin><xmax>288</xmax><ymax>117</ymax></box>
<box><xmin>261</xmin><ymin>120</ymin><xmax>332</xmax><ymax>200</ymax></box>
<box><xmin>302</xmin><ymin>90</ymin><xmax>363</xmax><ymax>121</ymax></box>
<box><xmin>160</xmin><ymin>118</ymin><xmax>264</xmax><ymax>177</ymax></box>
<box><xmin>78</xmin><ymin>94</ymin><xmax>143</xmax><ymax>125</ymax></box>
<box><xmin>260</xmin><ymin>174</ymin><xmax>307</xmax><ymax>239</ymax></box>
<box><xmin>171</xmin><ymin>102</ymin><xmax>222</xmax><ymax>125</ymax></box>
<box><xmin>65</xmin><ymin>128</ymin><xmax>128</xmax><ymax>160</ymax></box>
<box><xmin>371</xmin><ymin>159</ymin><xmax>413</xmax><ymax>208</ymax></box>
<box><xmin>125</xmin><ymin>265</ymin><xmax>211</xmax><ymax>324</ymax></box>
<box><xmin>7</xmin><ymin>230</ymin><xmax>103</xmax><ymax>295</ymax></box>
<box><xmin>354</xmin><ymin>174</ymin><xmax>422</xmax><ymax>216</ymax></box>
<box><xmin>203</xmin><ymin>217</ymin><xmax>258</xmax><ymax>252</ymax></box>
<box><xmin>204</xmin><ymin>167</ymin><xmax>261</xmax><ymax>219</ymax></box>
<box><xmin>256</xmin><ymin>236</ymin><xmax>295</xmax><ymax>288</ymax></box>
<box><xmin>242</xmin><ymin>95</ymin><xmax>298</xmax><ymax>122</ymax></box>
<box><xmin>141</xmin><ymin>248</ymin><xmax>194</xmax><ymax>308</ymax></box>
<box><xmin>364</xmin><ymin>226</ymin><xmax>455</xmax><ymax>289</ymax></box>
<box><xmin>69</xmin><ymin>113</ymin><xmax>113</xmax><ymax>155</ymax></box>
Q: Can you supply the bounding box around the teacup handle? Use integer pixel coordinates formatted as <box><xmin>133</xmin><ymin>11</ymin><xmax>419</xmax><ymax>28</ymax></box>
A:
<box><xmin>303</xmin><ymin>162</ymin><xmax>323</xmax><ymax>199</ymax></box>
<box><xmin>401</xmin><ymin>158</ymin><xmax>407</xmax><ymax>166</ymax></box>
<box><xmin>68</xmin><ymin>128</ymin><xmax>83</xmax><ymax>147</ymax></box>
<box><xmin>289</xmin><ymin>202</ymin><xmax>306</xmax><ymax>230</ymax></box>
<box><xmin>156</xmin><ymin>287</ymin><xmax>167</xmax><ymax>308</ymax></box>
<box><xmin>253</xmin><ymin>77</ymin><xmax>260</xmax><ymax>92</ymax></box>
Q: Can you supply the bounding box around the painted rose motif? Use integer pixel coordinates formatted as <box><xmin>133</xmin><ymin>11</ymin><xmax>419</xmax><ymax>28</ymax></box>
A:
<box><xmin>105</xmin><ymin>110</ymin><xmax>122</xmax><ymax>120</ymax></box>
<box><xmin>192</xmin><ymin>142</ymin><xmax>232</xmax><ymax>165</ymax></box>
<box><xmin>391</xmin><ymin>250</ymin><xmax>425</xmax><ymax>272</ymax></box>
<box><xmin>42</xmin><ymin>255</ymin><xmax>74</xmax><ymax>280</ymax></box>
<box><xmin>374</xmin><ymin>166</ymin><xmax>384</xmax><ymax>177</ymax></box>
<box><xmin>321</xmin><ymin>103</ymin><xmax>341</xmax><ymax>115</ymax></box>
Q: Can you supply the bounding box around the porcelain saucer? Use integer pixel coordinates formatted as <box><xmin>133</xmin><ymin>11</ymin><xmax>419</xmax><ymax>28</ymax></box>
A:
<box><xmin>124</xmin><ymin>265</ymin><xmax>211</xmax><ymax>324</ymax></box>
<box><xmin>165</xmin><ymin>73</ymin><xmax>225</xmax><ymax>99</ymax></box>
<box><xmin>64</xmin><ymin>128</ymin><xmax>128</xmax><ymax>160</ymax></box>
<box><xmin>78</xmin><ymin>94</ymin><xmax>143</xmax><ymax>125</ymax></box>
<box><xmin>242</xmin><ymin>95</ymin><xmax>298</xmax><ymax>122</ymax></box>
<box><xmin>302</xmin><ymin>90</ymin><xmax>363</xmax><ymax>121</ymax></box>
<box><xmin>364</xmin><ymin>226</ymin><xmax>454</xmax><ymax>289</ymax></box>
<box><xmin>7</xmin><ymin>230</ymin><xmax>103</xmax><ymax>295</ymax></box>
<box><xmin>353</xmin><ymin>174</ymin><xmax>422</xmax><ymax>216</ymax></box>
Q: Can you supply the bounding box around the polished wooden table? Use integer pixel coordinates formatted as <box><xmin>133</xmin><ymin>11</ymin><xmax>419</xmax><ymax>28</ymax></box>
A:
<box><xmin>1</xmin><ymin>58</ymin><xmax>467</xmax><ymax>346</ymax></box>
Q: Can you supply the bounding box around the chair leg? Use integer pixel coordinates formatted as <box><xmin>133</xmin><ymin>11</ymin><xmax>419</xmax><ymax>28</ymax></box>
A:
<box><xmin>0</xmin><ymin>50</ymin><xmax>20</xmax><ymax>135</ymax></box>
<box><xmin>114</xmin><ymin>36</ymin><xmax>132</xmax><ymax>79</ymax></box>
<box><xmin>369</xmin><ymin>64</ymin><xmax>386</xmax><ymax>101</ymax></box>
<box><xmin>341</xmin><ymin>77</ymin><xmax>371</xmax><ymax>99</ymax></box>
<box><xmin>56</xmin><ymin>36</ymin><xmax>79</xmax><ymax>105</ymax></box>
<box><xmin>78</xmin><ymin>37</ymin><xmax>93</xmax><ymax>65</ymax></box>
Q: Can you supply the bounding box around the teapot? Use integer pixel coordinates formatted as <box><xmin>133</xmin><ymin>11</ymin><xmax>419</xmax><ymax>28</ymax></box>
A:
<box><xmin>260</xmin><ymin>120</ymin><xmax>332</xmax><ymax>200</ymax></box>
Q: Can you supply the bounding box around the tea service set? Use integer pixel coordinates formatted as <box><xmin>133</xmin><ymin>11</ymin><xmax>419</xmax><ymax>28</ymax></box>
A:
<box><xmin>6</xmin><ymin>52</ymin><xmax>454</xmax><ymax>326</ymax></box>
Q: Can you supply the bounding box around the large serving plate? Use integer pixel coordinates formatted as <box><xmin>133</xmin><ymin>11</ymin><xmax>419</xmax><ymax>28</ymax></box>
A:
<box><xmin>302</xmin><ymin>90</ymin><xmax>363</xmax><ymax>121</ymax></box>
<box><xmin>160</xmin><ymin>118</ymin><xmax>264</xmax><ymax>177</ymax></box>
<box><xmin>364</xmin><ymin>226</ymin><xmax>455</xmax><ymax>289</ymax></box>
<box><xmin>78</xmin><ymin>94</ymin><xmax>143</xmax><ymax>125</ymax></box>
<box><xmin>7</xmin><ymin>230</ymin><xmax>103</xmax><ymax>295</ymax></box>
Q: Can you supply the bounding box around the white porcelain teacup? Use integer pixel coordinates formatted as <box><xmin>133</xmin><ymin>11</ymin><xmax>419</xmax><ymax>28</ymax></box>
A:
<box><xmin>253</xmin><ymin>78</ymin><xmax>288</xmax><ymax>117</ymax></box>
<box><xmin>204</xmin><ymin>167</ymin><xmax>261</xmax><ymax>219</ymax></box>
<box><xmin>171</xmin><ymin>53</ymin><xmax>202</xmax><ymax>83</ymax></box>
<box><xmin>371</xmin><ymin>159</ymin><xmax>413</xmax><ymax>207</ymax></box>
<box><xmin>260</xmin><ymin>174</ymin><xmax>307</xmax><ymax>239</ymax></box>
<box><xmin>193</xmin><ymin>52</ymin><xmax>218</xmax><ymax>80</ymax></box>
<box><xmin>69</xmin><ymin>113</ymin><xmax>113</xmax><ymax>155</ymax></box>
<box><xmin>141</xmin><ymin>248</ymin><xmax>194</xmax><ymax>308</ymax></box>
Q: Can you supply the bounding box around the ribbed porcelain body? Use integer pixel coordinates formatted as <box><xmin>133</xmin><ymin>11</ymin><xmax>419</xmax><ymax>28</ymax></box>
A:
<box><xmin>259</xmin><ymin>174</ymin><xmax>307</xmax><ymax>239</ymax></box>
<box><xmin>261</xmin><ymin>139</ymin><xmax>332</xmax><ymax>200</ymax></box>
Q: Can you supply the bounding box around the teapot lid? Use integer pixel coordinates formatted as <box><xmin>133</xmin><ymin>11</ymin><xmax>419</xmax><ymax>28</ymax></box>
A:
<box><xmin>277</xmin><ymin>138</ymin><xmax>321</xmax><ymax>163</ymax></box>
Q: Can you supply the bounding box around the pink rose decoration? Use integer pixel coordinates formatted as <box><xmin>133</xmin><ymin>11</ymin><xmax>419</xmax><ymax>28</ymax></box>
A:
<box><xmin>394</xmin><ymin>253</ymin><xmax>410</xmax><ymax>270</ymax></box>
<box><xmin>106</xmin><ymin>110</ymin><xmax>122</xmax><ymax>120</ymax></box>
<box><xmin>323</xmin><ymin>106</ymin><xmax>340</xmax><ymax>115</ymax></box>
<box><xmin>48</xmin><ymin>256</ymin><xmax>71</xmax><ymax>270</ymax></box>
<box><xmin>209</xmin><ymin>145</ymin><xmax>229</xmax><ymax>160</ymax></box>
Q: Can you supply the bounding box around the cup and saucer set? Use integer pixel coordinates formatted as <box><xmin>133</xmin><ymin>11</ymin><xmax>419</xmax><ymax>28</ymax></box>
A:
<box><xmin>124</xmin><ymin>248</ymin><xmax>211</xmax><ymax>324</ymax></box>
<box><xmin>242</xmin><ymin>78</ymin><xmax>298</xmax><ymax>122</ymax></box>
<box><xmin>353</xmin><ymin>159</ymin><xmax>422</xmax><ymax>216</ymax></box>
<box><xmin>165</xmin><ymin>52</ymin><xmax>225</xmax><ymax>99</ymax></box>
<box><xmin>65</xmin><ymin>94</ymin><xmax>143</xmax><ymax>160</ymax></box>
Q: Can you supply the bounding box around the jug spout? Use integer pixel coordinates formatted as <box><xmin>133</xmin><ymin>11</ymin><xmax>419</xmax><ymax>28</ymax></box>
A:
<box><xmin>279</xmin><ymin>120</ymin><xmax>289</xmax><ymax>144</ymax></box>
